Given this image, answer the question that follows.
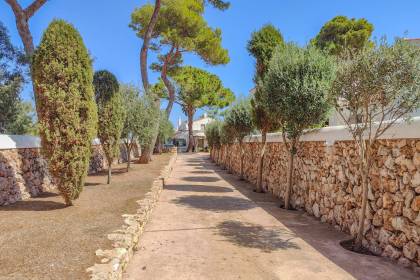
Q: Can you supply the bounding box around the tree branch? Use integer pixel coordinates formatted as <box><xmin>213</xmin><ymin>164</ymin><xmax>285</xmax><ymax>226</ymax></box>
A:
<box><xmin>25</xmin><ymin>0</ymin><xmax>47</xmax><ymax>18</ymax></box>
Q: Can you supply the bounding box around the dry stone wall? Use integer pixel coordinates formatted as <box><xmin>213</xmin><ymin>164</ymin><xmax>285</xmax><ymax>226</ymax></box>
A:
<box><xmin>0</xmin><ymin>135</ymin><xmax>141</xmax><ymax>206</ymax></box>
<box><xmin>0</xmin><ymin>148</ymin><xmax>55</xmax><ymax>205</ymax></box>
<box><xmin>212</xmin><ymin>138</ymin><xmax>420</xmax><ymax>271</ymax></box>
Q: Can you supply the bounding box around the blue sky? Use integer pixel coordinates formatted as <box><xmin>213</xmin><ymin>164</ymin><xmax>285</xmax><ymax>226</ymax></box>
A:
<box><xmin>1</xmin><ymin>0</ymin><xmax>420</xmax><ymax>126</ymax></box>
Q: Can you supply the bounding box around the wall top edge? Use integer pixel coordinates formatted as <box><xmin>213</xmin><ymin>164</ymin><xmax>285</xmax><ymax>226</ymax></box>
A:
<box><xmin>245</xmin><ymin>116</ymin><xmax>420</xmax><ymax>144</ymax></box>
<box><xmin>0</xmin><ymin>135</ymin><xmax>102</xmax><ymax>150</ymax></box>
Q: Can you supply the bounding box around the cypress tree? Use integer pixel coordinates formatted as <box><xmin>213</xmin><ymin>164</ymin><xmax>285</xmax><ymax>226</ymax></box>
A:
<box><xmin>94</xmin><ymin>70</ymin><xmax>125</xmax><ymax>184</ymax></box>
<box><xmin>33</xmin><ymin>20</ymin><xmax>97</xmax><ymax>206</ymax></box>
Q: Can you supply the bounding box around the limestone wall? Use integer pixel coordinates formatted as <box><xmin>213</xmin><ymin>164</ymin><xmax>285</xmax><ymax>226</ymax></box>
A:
<box><xmin>211</xmin><ymin>119</ymin><xmax>420</xmax><ymax>270</ymax></box>
<box><xmin>0</xmin><ymin>135</ymin><xmax>141</xmax><ymax>205</ymax></box>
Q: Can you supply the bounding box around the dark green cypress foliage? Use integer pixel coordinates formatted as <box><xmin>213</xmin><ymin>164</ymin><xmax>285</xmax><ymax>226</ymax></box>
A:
<box><xmin>33</xmin><ymin>20</ymin><xmax>97</xmax><ymax>206</ymax></box>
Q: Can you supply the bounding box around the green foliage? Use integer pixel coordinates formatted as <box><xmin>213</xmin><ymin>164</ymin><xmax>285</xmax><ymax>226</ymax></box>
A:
<box><xmin>0</xmin><ymin>20</ymin><xmax>33</xmax><ymax>134</ymax></box>
<box><xmin>312</xmin><ymin>16</ymin><xmax>374</xmax><ymax>56</ymax></box>
<box><xmin>205</xmin><ymin>0</ymin><xmax>230</xmax><ymax>10</ymax></box>
<box><xmin>93</xmin><ymin>70</ymin><xmax>119</xmax><ymax>104</ymax></box>
<box><xmin>224</xmin><ymin>99</ymin><xmax>254</xmax><ymax>143</ymax></box>
<box><xmin>130</xmin><ymin>0</ymin><xmax>229</xmax><ymax>70</ymax></box>
<box><xmin>220</xmin><ymin>121</ymin><xmax>235</xmax><ymax>144</ymax></box>
<box><xmin>5</xmin><ymin>102</ymin><xmax>38</xmax><ymax>135</ymax></box>
<box><xmin>247</xmin><ymin>24</ymin><xmax>284</xmax><ymax>78</ymax></box>
<box><xmin>247</xmin><ymin>24</ymin><xmax>283</xmax><ymax>135</ymax></box>
<box><xmin>205</xmin><ymin>120</ymin><xmax>222</xmax><ymax>148</ymax></box>
<box><xmin>172</xmin><ymin>66</ymin><xmax>235</xmax><ymax>115</ymax></box>
<box><xmin>264</xmin><ymin>43</ymin><xmax>335</xmax><ymax>139</ymax></box>
<box><xmin>133</xmin><ymin>95</ymin><xmax>160</xmax><ymax>148</ymax></box>
<box><xmin>33</xmin><ymin>19</ymin><xmax>97</xmax><ymax>205</ymax></box>
<box><xmin>120</xmin><ymin>83</ymin><xmax>141</xmax><ymax>142</ymax></box>
<box><xmin>94</xmin><ymin>70</ymin><xmax>125</xmax><ymax>171</ymax></box>
<box><xmin>330</xmin><ymin>38</ymin><xmax>420</xmax><ymax>135</ymax></box>
<box><xmin>158</xmin><ymin>112</ymin><xmax>175</xmax><ymax>143</ymax></box>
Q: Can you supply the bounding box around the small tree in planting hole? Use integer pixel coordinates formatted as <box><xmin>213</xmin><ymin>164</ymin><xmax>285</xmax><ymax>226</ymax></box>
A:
<box><xmin>247</xmin><ymin>24</ymin><xmax>284</xmax><ymax>193</ymax></box>
<box><xmin>94</xmin><ymin>70</ymin><xmax>126</xmax><ymax>184</ymax></box>
<box><xmin>263</xmin><ymin>43</ymin><xmax>335</xmax><ymax>209</ymax></box>
<box><xmin>330</xmin><ymin>39</ymin><xmax>420</xmax><ymax>251</ymax></box>
<box><xmin>224</xmin><ymin>100</ymin><xmax>255</xmax><ymax>180</ymax></box>
<box><xmin>32</xmin><ymin>20</ymin><xmax>97</xmax><ymax>206</ymax></box>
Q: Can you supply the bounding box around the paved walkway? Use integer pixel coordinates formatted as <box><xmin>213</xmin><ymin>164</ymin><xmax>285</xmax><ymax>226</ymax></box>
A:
<box><xmin>124</xmin><ymin>153</ymin><xmax>417</xmax><ymax>280</ymax></box>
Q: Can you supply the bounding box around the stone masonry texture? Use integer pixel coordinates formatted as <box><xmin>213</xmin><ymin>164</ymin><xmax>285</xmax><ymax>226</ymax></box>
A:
<box><xmin>212</xmin><ymin>139</ymin><xmax>420</xmax><ymax>271</ymax></box>
<box><xmin>0</xmin><ymin>144</ymin><xmax>141</xmax><ymax>206</ymax></box>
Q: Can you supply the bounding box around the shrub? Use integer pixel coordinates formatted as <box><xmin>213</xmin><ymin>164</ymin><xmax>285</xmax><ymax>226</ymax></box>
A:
<box><xmin>33</xmin><ymin>19</ymin><xmax>97</xmax><ymax>206</ymax></box>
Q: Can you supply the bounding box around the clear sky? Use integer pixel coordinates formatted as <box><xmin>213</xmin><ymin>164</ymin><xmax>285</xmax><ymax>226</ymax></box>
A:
<box><xmin>1</xmin><ymin>0</ymin><xmax>420</xmax><ymax>126</ymax></box>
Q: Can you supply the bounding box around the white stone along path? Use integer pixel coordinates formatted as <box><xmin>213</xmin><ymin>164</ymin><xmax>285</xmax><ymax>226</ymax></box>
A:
<box><xmin>123</xmin><ymin>153</ymin><xmax>417</xmax><ymax>280</ymax></box>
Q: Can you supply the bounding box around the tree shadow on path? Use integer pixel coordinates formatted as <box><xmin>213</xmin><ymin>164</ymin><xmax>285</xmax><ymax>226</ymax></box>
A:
<box><xmin>165</xmin><ymin>184</ymin><xmax>233</xmax><ymax>193</ymax></box>
<box><xmin>216</xmin><ymin>220</ymin><xmax>300</xmax><ymax>253</ymax></box>
<box><xmin>181</xmin><ymin>176</ymin><xmax>220</xmax><ymax>183</ymax></box>
<box><xmin>203</xmin><ymin>155</ymin><xmax>419</xmax><ymax>280</ymax></box>
<box><xmin>172</xmin><ymin>195</ymin><xmax>256</xmax><ymax>212</ymax></box>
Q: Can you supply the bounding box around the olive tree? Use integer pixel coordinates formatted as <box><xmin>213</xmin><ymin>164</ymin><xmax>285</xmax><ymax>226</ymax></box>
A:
<box><xmin>133</xmin><ymin>95</ymin><xmax>160</xmax><ymax>162</ymax></box>
<box><xmin>94</xmin><ymin>70</ymin><xmax>125</xmax><ymax>184</ymax></box>
<box><xmin>330</xmin><ymin>39</ymin><xmax>420</xmax><ymax>251</ymax></box>
<box><xmin>33</xmin><ymin>20</ymin><xmax>97</xmax><ymax>206</ymax></box>
<box><xmin>224</xmin><ymin>100</ymin><xmax>254</xmax><ymax>180</ymax></box>
<box><xmin>247</xmin><ymin>24</ymin><xmax>284</xmax><ymax>192</ymax></box>
<box><xmin>120</xmin><ymin>84</ymin><xmax>141</xmax><ymax>171</ymax></box>
<box><xmin>205</xmin><ymin>120</ymin><xmax>222</xmax><ymax>161</ymax></box>
<box><xmin>263</xmin><ymin>43</ymin><xmax>335</xmax><ymax>209</ymax></box>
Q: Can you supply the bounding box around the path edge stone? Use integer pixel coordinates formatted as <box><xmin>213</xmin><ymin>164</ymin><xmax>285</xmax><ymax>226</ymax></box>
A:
<box><xmin>86</xmin><ymin>151</ymin><xmax>178</xmax><ymax>280</ymax></box>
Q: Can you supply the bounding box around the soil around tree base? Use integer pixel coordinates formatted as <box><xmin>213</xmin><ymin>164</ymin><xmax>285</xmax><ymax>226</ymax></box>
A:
<box><xmin>340</xmin><ymin>239</ymin><xmax>377</xmax><ymax>256</ymax></box>
<box><xmin>0</xmin><ymin>153</ymin><xmax>172</xmax><ymax>280</ymax></box>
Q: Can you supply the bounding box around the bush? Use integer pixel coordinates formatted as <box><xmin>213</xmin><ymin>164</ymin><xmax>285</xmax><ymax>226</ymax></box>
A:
<box><xmin>33</xmin><ymin>20</ymin><xmax>97</xmax><ymax>206</ymax></box>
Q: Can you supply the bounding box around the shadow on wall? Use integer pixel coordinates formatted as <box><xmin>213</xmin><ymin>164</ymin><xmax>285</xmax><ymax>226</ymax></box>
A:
<box><xmin>164</xmin><ymin>184</ymin><xmax>233</xmax><ymax>193</ymax></box>
<box><xmin>172</xmin><ymin>195</ymin><xmax>256</xmax><ymax>212</ymax></box>
<box><xmin>216</xmin><ymin>220</ymin><xmax>300</xmax><ymax>253</ymax></box>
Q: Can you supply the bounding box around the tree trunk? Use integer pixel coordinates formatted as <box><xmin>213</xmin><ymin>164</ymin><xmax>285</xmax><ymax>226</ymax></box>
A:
<box><xmin>6</xmin><ymin>0</ymin><xmax>47</xmax><ymax>105</ymax></box>
<box><xmin>354</xmin><ymin>141</ymin><xmax>370</xmax><ymax>251</ymax></box>
<box><xmin>227</xmin><ymin>144</ymin><xmax>232</xmax><ymax>174</ymax></box>
<box><xmin>239</xmin><ymin>141</ymin><xmax>244</xmax><ymax>180</ymax></box>
<box><xmin>107</xmin><ymin>163</ymin><xmax>112</xmax><ymax>184</ymax></box>
<box><xmin>126</xmin><ymin>143</ymin><xmax>132</xmax><ymax>172</ymax></box>
<box><xmin>186</xmin><ymin>108</ymin><xmax>194</xmax><ymax>152</ymax></box>
<box><xmin>140</xmin><ymin>0</ymin><xmax>161</xmax><ymax>93</ymax></box>
<box><xmin>256</xmin><ymin>131</ymin><xmax>267</xmax><ymax>193</ymax></box>
<box><xmin>64</xmin><ymin>195</ymin><xmax>73</xmax><ymax>207</ymax></box>
<box><xmin>139</xmin><ymin>0</ymin><xmax>162</xmax><ymax>163</ymax></box>
<box><xmin>284</xmin><ymin>144</ymin><xmax>296</xmax><ymax>210</ymax></box>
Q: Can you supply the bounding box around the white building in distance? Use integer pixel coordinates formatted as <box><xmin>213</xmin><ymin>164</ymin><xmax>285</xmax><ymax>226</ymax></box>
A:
<box><xmin>174</xmin><ymin>113</ymin><xmax>214</xmax><ymax>152</ymax></box>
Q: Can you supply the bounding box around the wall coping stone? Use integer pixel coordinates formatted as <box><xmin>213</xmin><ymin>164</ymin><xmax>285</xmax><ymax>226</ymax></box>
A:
<box><xmin>245</xmin><ymin>116</ymin><xmax>420</xmax><ymax>145</ymax></box>
<box><xmin>0</xmin><ymin>135</ymin><xmax>102</xmax><ymax>150</ymax></box>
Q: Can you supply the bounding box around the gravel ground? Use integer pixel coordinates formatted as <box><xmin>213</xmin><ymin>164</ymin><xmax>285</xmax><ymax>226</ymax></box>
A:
<box><xmin>0</xmin><ymin>153</ymin><xmax>172</xmax><ymax>280</ymax></box>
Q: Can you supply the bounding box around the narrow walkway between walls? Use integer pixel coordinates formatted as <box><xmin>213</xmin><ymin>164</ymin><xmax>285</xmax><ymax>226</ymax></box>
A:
<box><xmin>123</xmin><ymin>153</ymin><xmax>417</xmax><ymax>280</ymax></box>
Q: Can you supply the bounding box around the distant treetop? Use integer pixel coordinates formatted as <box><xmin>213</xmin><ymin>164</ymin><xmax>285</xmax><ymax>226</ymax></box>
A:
<box><xmin>312</xmin><ymin>15</ymin><xmax>374</xmax><ymax>56</ymax></box>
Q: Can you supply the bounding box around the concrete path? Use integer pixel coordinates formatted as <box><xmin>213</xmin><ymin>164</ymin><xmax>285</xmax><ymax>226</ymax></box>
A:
<box><xmin>124</xmin><ymin>153</ymin><xmax>417</xmax><ymax>280</ymax></box>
